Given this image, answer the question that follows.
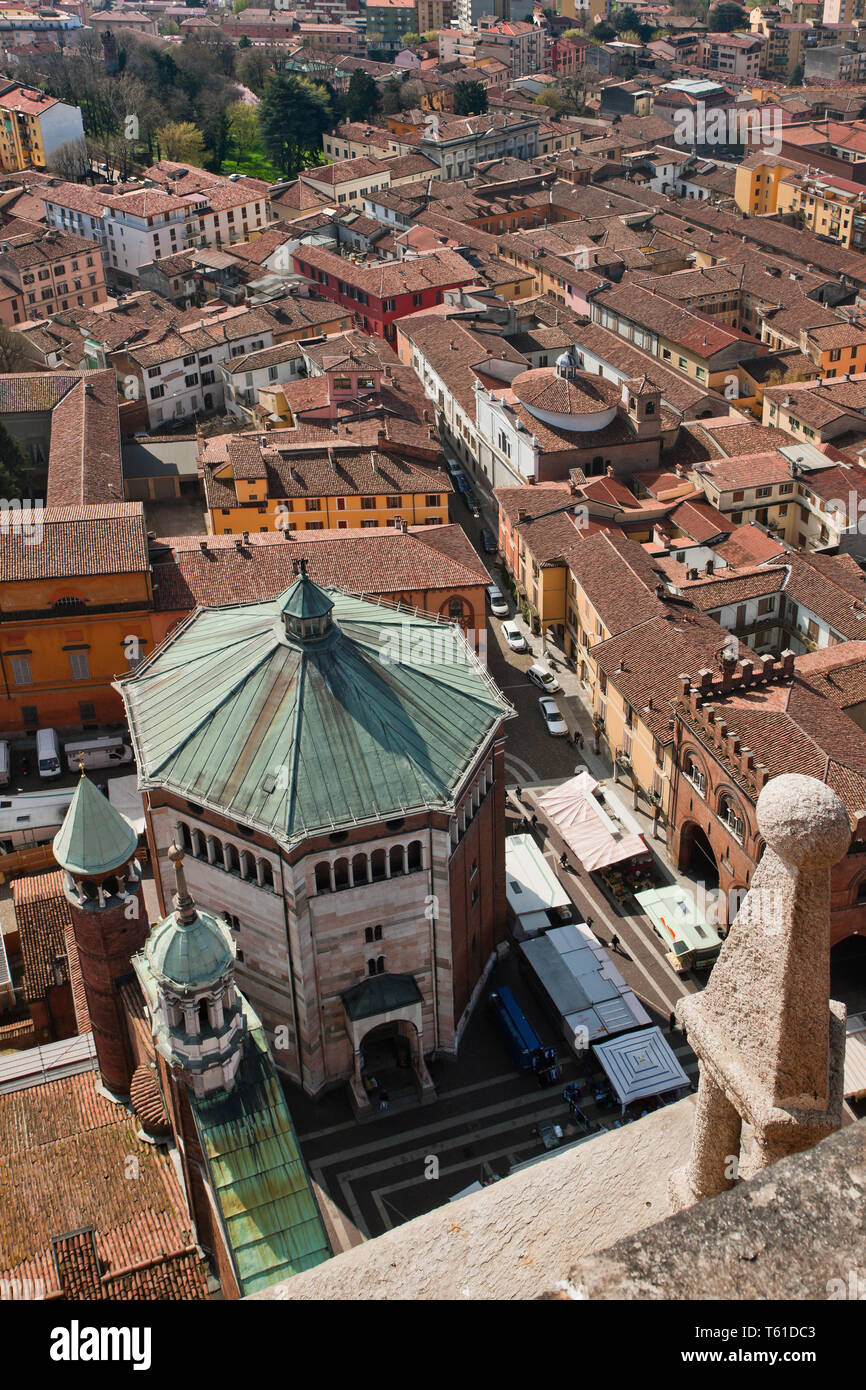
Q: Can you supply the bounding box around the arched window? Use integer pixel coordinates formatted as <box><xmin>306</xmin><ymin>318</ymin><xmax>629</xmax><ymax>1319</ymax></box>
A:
<box><xmin>192</xmin><ymin>828</ymin><xmax>206</xmax><ymax>859</ymax></box>
<box><xmin>389</xmin><ymin>844</ymin><xmax>404</xmax><ymax>876</ymax></box>
<box><xmin>407</xmin><ymin>840</ymin><xmax>422</xmax><ymax>872</ymax></box>
<box><xmin>198</xmin><ymin>998</ymin><xmax>210</xmax><ymax>1030</ymax></box>
<box><xmin>645</xmin><ymin>400</ymin><xmax>655</xmax><ymax>416</ymax></box>
<box><xmin>177</xmin><ymin>821</ymin><xmax>192</xmax><ymax>851</ymax></box>
<box><xmin>352</xmin><ymin>852</ymin><xmax>369</xmax><ymax>885</ymax></box>
<box><xmin>449</xmin><ymin>597</ymin><xmax>465</xmax><ymax>621</ymax></box>
<box><xmin>260</xmin><ymin>859</ymin><xmax>274</xmax><ymax>890</ymax></box>
<box><xmin>857</xmin><ymin>879</ymin><xmax>866</xmax><ymax>905</ymax></box>
<box><xmin>334</xmin><ymin>857</ymin><xmax>349</xmax><ymax>890</ymax></box>
<box><xmin>224</xmin><ymin>842</ymin><xmax>240</xmax><ymax>875</ymax></box>
<box><xmin>719</xmin><ymin>795</ymin><xmax>744</xmax><ymax>842</ymax></box>
<box><xmin>684</xmin><ymin>755</ymin><xmax>706</xmax><ymax>796</ymax></box>
<box><xmin>370</xmin><ymin>848</ymin><xmax>387</xmax><ymax>882</ymax></box>
<box><xmin>240</xmin><ymin>851</ymin><xmax>256</xmax><ymax>881</ymax></box>
<box><xmin>315</xmin><ymin>862</ymin><xmax>331</xmax><ymax>893</ymax></box>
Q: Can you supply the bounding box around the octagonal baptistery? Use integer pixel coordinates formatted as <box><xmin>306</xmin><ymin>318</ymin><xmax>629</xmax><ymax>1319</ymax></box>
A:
<box><xmin>510</xmin><ymin>354</ymin><xmax>621</xmax><ymax>434</ymax></box>
<box><xmin>119</xmin><ymin>564</ymin><xmax>514</xmax><ymax>1098</ymax></box>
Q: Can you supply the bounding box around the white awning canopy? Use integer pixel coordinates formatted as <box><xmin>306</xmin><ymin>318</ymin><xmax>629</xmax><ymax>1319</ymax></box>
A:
<box><xmin>593</xmin><ymin>1026</ymin><xmax>689</xmax><ymax>1106</ymax></box>
<box><xmin>537</xmin><ymin>772</ymin><xmax>649</xmax><ymax>871</ymax></box>
<box><xmin>844</xmin><ymin>1013</ymin><xmax>866</xmax><ymax>1101</ymax></box>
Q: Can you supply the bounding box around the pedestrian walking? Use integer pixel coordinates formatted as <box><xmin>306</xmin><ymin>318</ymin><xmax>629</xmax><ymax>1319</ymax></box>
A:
<box><xmin>668</xmin><ymin>1010</ymin><xmax>677</xmax><ymax>1034</ymax></box>
<box><xmin>379</xmin><ymin>1089</ymin><xmax>390</xmax><ymax>1112</ymax></box>
<box><xmin>531</xmin><ymin>813</ymin><xmax>539</xmax><ymax>828</ymax></box>
<box><xmin>514</xmin><ymin>786</ymin><xmax>522</xmax><ymax>801</ymax></box>
<box><xmin>585</xmin><ymin>915</ymin><xmax>593</xmax><ymax>930</ymax></box>
<box><xmin>611</xmin><ymin>934</ymin><xmax>620</xmax><ymax>954</ymax></box>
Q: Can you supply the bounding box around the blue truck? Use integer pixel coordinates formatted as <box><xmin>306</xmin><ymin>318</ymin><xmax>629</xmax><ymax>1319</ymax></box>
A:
<box><xmin>488</xmin><ymin>986</ymin><xmax>560</xmax><ymax>1086</ymax></box>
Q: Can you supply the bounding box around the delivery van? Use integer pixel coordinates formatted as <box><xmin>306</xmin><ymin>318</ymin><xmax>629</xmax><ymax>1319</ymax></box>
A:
<box><xmin>36</xmin><ymin>727</ymin><xmax>62</xmax><ymax>779</ymax></box>
<box><xmin>64</xmin><ymin>736</ymin><xmax>134</xmax><ymax>773</ymax></box>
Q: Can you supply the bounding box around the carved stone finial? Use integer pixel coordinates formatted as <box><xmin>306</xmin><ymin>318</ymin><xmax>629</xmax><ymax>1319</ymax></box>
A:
<box><xmin>167</xmin><ymin>842</ymin><xmax>197</xmax><ymax>927</ymax></box>
<box><xmin>671</xmin><ymin>773</ymin><xmax>850</xmax><ymax>1208</ymax></box>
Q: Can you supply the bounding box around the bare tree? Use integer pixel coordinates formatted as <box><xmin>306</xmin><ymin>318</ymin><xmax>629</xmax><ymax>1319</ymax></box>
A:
<box><xmin>0</xmin><ymin>325</ymin><xmax>34</xmax><ymax>374</ymax></box>
<box><xmin>47</xmin><ymin>139</ymin><xmax>91</xmax><ymax>181</ymax></box>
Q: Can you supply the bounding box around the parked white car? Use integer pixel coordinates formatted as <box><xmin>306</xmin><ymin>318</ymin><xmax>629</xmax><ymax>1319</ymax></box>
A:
<box><xmin>501</xmin><ymin>620</ymin><xmax>528</xmax><ymax>653</ymax></box>
<box><xmin>487</xmin><ymin>584</ymin><xmax>509</xmax><ymax>617</ymax></box>
<box><xmin>526</xmin><ymin>662</ymin><xmax>560</xmax><ymax>693</ymax></box>
<box><xmin>538</xmin><ymin>696</ymin><xmax>568</xmax><ymax>736</ymax></box>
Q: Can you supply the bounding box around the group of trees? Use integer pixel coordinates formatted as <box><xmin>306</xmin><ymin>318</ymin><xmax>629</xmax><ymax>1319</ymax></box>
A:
<box><xmin>453</xmin><ymin>80</ymin><xmax>488</xmax><ymax>116</ymax></box>
<box><xmin>9</xmin><ymin>31</ymin><xmax>276</xmax><ymax>179</ymax></box>
<box><xmin>258</xmin><ymin>74</ymin><xmax>335</xmax><ymax>177</ymax></box>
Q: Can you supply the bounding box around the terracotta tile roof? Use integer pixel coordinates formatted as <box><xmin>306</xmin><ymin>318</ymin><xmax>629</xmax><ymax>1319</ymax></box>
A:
<box><xmin>0</xmin><ymin>1068</ymin><xmax>209</xmax><ymax>1300</ymax></box>
<box><xmin>295</xmin><ymin>244</ymin><xmax>477</xmax><ymax>299</ymax></box>
<box><xmin>714</xmin><ymin>523</ymin><xmax>788</xmax><ymax>568</ymax></box>
<box><xmin>511</xmin><ymin>367</ymin><xmax>621</xmax><ymax>416</ymax></box>
<box><xmin>691</xmin><ymin>675</ymin><xmax>866</xmax><ymax>814</ymax></box>
<box><xmin>567</xmin><ymin>530</ymin><xmax>674</xmax><ymax>634</ymax></box>
<box><xmin>151</xmin><ymin>524</ymin><xmax>487</xmax><ymax>612</ymax></box>
<box><xmin>690</xmin><ymin>449</ymin><xmax>798</xmax><ymax>492</ymax></box>
<box><xmin>797</xmin><ymin>640</ymin><xmax>866</xmax><ymax>709</ymax></box>
<box><xmin>13</xmin><ymin>871</ymin><xmax>70</xmax><ymax>1005</ymax></box>
<box><xmin>0</xmin><ymin>502</ymin><xmax>147</xmax><ymax>581</ymax></box>
<box><xmin>593</xmin><ymin>609</ymin><xmax>743</xmax><ymax>744</ymax></box>
<box><xmin>593</xmin><ymin>281</ymin><xmax>739</xmax><ymax>359</ymax></box>
<box><xmin>205</xmin><ymin>440</ymin><xmax>449</xmax><ymax>508</ymax></box>
<box><xmin>302</xmin><ymin>156</ymin><xmax>390</xmax><ymax>186</ymax></box>
<box><xmin>683</xmin><ymin>564</ymin><xmax>787</xmax><ymax>610</ymax></box>
<box><xmin>763</xmin><ymin>375</ymin><xmax>866</xmax><ymax>430</ymax></box>
<box><xmin>565</xmin><ymin>321</ymin><xmax>714</xmax><ymax>414</ymax></box>
<box><xmin>0</xmin><ymin>370</ymin><xmax>123</xmax><ymax>507</ymax></box>
<box><xmin>681</xmin><ymin>420</ymin><xmax>797</xmax><ymax>459</ymax></box>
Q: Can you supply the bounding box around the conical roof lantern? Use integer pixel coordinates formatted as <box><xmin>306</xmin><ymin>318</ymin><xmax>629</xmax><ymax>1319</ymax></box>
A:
<box><xmin>279</xmin><ymin>559</ymin><xmax>335</xmax><ymax>640</ymax></box>
<box><xmin>53</xmin><ymin>770</ymin><xmax>139</xmax><ymax>878</ymax></box>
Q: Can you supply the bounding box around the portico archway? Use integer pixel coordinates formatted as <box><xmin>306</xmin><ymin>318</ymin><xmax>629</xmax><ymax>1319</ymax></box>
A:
<box><xmin>342</xmin><ymin>973</ymin><xmax>436</xmax><ymax>1118</ymax></box>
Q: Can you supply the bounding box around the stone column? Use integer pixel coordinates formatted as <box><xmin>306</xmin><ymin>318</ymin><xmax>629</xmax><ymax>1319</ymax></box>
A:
<box><xmin>671</xmin><ymin>773</ymin><xmax>850</xmax><ymax>1209</ymax></box>
<box><xmin>683</xmin><ymin>1070</ymin><xmax>742</xmax><ymax>1201</ymax></box>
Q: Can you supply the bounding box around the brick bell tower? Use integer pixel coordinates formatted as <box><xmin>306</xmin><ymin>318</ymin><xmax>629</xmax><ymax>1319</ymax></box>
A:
<box><xmin>53</xmin><ymin>771</ymin><xmax>149</xmax><ymax>1101</ymax></box>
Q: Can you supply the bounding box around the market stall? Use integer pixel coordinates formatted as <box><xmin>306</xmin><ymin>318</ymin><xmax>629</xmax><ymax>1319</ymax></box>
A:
<box><xmin>593</xmin><ymin>1025</ymin><xmax>690</xmax><ymax>1115</ymax></box>
<box><xmin>537</xmin><ymin>772</ymin><xmax>654</xmax><ymax>895</ymax></box>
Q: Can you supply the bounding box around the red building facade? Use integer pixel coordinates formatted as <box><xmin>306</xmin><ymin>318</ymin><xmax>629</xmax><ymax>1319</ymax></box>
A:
<box><xmin>291</xmin><ymin>245</ymin><xmax>477</xmax><ymax>341</ymax></box>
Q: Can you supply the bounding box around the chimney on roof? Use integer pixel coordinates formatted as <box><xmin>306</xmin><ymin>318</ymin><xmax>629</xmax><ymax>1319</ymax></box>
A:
<box><xmin>781</xmin><ymin>648</ymin><xmax>795</xmax><ymax>678</ymax></box>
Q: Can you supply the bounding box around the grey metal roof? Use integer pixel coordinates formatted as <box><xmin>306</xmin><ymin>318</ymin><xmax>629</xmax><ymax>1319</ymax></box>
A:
<box><xmin>120</xmin><ymin>587</ymin><xmax>513</xmax><ymax>845</ymax></box>
<box><xmin>122</xmin><ymin>437</ymin><xmax>200</xmax><ymax>480</ymax></box>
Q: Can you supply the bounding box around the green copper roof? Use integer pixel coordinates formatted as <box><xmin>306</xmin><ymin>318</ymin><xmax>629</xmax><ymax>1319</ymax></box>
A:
<box><xmin>191</xmin><ymin>1008</ymin><xmax>331</xmax><ymax>1295</ymax></box>
<box><xmin>52</xmin><ymin>772</ymin><xmax>139</xmax><ymax>877</ymax></box>
<box><xmin>280</xmin><ymin>571</ymin><xmax>335</xmax><ymax>622</ymax></box>
<box><xmin>343</xmin><ymin>972</ymin><xmax>423</xmax><ymax>1022</ymax></box>
<box><xmin>120</xmin><ymin>586</ymin><xmax>514</xmax><ymax>846</ymax></box>
<box><xmin>146</xmin><ymin>903</ymin><xmax>235</xmax><ymax>993</ymax></box>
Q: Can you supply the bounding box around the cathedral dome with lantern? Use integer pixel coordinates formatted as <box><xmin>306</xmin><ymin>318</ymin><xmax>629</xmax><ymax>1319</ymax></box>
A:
<box><xmin>510</xmin><ymin>354</ymin><xmax>621</xmax><ymax>434</ymax></box>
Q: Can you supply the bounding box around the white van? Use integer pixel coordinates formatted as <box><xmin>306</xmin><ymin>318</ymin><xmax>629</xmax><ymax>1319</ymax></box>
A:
<box><xmin>64</xmin><ymin>736</ymin><xmax>134</xmax><ymax>773</ymax></box>
<box><xmin>36</xmin><ymin>727</ymin><xmax>62</xmax><ymax>779</ymax></box>
<box><xmin>0</xmin><ymin>741</ymin><xmax>9</xmax><ymax>788</ymax></box>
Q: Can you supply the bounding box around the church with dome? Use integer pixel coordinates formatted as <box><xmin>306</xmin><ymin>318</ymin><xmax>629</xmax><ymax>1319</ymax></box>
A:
<box><xmin>474</xmin><ymin>349</ymin><xmax>677</xmax><ymax>489</ymax></box>
<box><xmin>119</xmin><ymin>560</ymin><xmax>514</xmax><ymax>1113</ymax></box>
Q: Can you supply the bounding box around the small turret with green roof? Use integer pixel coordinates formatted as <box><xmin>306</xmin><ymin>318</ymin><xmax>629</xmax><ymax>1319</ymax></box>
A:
<box><xmin>53</xmin><ymin>768</ymin><xmax>139</xmax><ymax>880</ymax></box>
<box><xmin>279</xmin><ymin>558</ymin><xmax>335</xmax><ymax>642</ymax></box>
<box><xmin>146</xmin><ymin>844</ymin><xmax>235</xmax><ymax>994</ymax></box>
